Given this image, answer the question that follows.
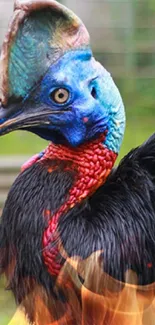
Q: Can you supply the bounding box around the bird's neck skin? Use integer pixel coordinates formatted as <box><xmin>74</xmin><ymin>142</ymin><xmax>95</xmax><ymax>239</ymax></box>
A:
<box><xmin>43</xmin><ymin>132</ymin><xmax>117</xmax><ymax>207</ymax></box>
<box><xmin>42</xmin><ymin>133</ymin><xmax>117</xmax><ymax>276</ymax></box>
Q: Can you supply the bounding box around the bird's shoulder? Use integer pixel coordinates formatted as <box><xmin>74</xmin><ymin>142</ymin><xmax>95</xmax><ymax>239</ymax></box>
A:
<box><xmin>59</xmin><ymin>134</ymin><xmax>155</xmax><ymax>284</ymax></box>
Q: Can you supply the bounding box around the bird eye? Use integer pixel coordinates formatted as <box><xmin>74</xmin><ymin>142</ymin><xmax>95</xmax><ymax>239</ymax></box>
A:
<box><xmin>50</xmin><ymin>88</ymin><xmax>70</xmax><ymax>104</ymax></box>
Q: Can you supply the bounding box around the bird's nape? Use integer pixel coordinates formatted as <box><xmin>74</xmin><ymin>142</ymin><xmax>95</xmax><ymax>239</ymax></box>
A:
<box><xmin>0</xmin><ymin>0</ymin><xmax>125</xmax><ymax>151</ymax></box>
<box><xmin>0</xmin><ymin>49</ymin><xmax>125</xmax><ymax>150</ymax></box>
<box><xmin>2</xmin><ymin>0</ymin><xmax>155</xmax><ymax>325</ymax></box>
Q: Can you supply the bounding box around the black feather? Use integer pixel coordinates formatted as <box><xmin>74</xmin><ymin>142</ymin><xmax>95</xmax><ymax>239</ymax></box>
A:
<box><xmin>59</xmin><ymin>133</ymin><xmax>155</xmax><ymax>285</ymax></box>
<box><xmin>0</xmin><ymin>160</ymin><xmax>75</xmax><ymax>314</ymax></box>
<box><xmin>1</xmin><ymin>134</ymin><xmax>155</xmax><ymax>322</ymax></box>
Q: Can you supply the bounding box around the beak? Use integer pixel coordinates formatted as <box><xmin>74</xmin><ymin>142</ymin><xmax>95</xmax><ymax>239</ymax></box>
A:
<box><xmin>0</xmin><ymin>101</ymin><xmax>64</xmax><ymax>136</ymax></box>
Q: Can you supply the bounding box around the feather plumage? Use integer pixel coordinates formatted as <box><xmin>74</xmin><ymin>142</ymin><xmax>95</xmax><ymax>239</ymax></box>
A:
<box><xmin>0</xmin><ymin>0</ymin><xmax>155</xmax><ymax>324</ymax></box>
<box><xmin>1</xmin><ymin>134</ymin><xmax>155</xmax><ymax>324</ymax></box>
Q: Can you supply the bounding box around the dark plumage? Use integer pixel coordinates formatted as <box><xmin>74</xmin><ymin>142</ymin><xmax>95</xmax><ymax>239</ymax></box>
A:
<box><xmin>0</xmin><ymin>1</ymin><xmax>155</xmax><ymax>324</ymax></box>
<box><xmin>1</xmin><ymin>135</ymin><xmax>155</xmax><ymax>317</ymax></box>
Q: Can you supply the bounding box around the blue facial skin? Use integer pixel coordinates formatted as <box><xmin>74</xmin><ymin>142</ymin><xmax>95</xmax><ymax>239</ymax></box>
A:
<box><xmin>1</xmin><ymin>49</ymin><xmax>126</xmax><ymax>153</ymax></box>
<box><xmin>27</xmin><ymin>49</ymin><xmax>126</xmax><ymax>153</ymax></box>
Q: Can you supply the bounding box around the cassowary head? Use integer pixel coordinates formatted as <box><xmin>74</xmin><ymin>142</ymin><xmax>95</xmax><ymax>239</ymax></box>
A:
<box><xmin>0</xmin><ymin>0</ymin><xmax>125</xmax><ymax>152</ymax></box>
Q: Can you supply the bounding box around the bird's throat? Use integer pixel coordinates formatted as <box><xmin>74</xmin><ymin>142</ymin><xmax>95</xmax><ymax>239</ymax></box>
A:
<box><xmin>41</xmin><ymin>133</ymin><xmax>117</xmax><ymax>276</ymax></box>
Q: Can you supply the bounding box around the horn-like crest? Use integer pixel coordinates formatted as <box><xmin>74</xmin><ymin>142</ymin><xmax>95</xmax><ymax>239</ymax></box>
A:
<box><xmin>0</xmin><ymin>0</ymin><xmax>90</xmax><ymax>105</ymax></box>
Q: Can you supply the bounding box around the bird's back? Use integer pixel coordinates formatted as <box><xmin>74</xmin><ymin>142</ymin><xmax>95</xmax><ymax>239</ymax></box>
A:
<box><xmin>1</xmin><ymin>134</ymin><xmax>155</xmax><ymax>324</ymax></box>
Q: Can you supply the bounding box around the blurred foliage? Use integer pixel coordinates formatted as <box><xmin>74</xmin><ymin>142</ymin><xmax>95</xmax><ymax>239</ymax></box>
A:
<box><xmin>0</xmin><ymin>278</ymin><xmax>16</xmax><ymax>325</ymax></box>
<box><xmin>0</xmin><ymin>0</ymin><xmax>154</xmax><ymax>159</ymax></box>
<box><xmin>0</xmin><ymin>114</ymin><xmax>154</xmax><ymax>163</ymax></box>
<box><xmin>0</xmin><ymin>0</ymin><xmax>155</xmax><ymax>324</ymax></box>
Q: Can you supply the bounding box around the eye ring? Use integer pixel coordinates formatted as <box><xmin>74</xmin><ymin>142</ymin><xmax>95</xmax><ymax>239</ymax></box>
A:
<box><xmin>50</xmin><ymin>88</ymin><xmax>70</xmax><ymax>104</ymax></box>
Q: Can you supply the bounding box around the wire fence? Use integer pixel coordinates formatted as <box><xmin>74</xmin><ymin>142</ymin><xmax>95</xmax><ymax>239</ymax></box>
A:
<box><xmin>0</xmin><ymin>3</ymin><xmax>154</xmax><ymax>323</ymax></box>
<box><xmin>0</xmin><ymin>0</ymin><xmax>155</xmax><ymax>79</ymax></box>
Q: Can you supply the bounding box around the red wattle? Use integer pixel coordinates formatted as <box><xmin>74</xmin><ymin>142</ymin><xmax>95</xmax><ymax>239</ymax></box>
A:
<box><xmin>21</xmin><ymin>135</ymin><xmax>117</xmax><ymax>276</ymax></box>
<box><xmin>41</xmin><ymin>134</ymin><xmax>117</xmax><ymax>276</ymax></box>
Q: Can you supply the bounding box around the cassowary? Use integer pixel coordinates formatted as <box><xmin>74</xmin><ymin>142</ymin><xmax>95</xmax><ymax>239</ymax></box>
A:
<box><xmin>0</xmin><ymin>1</ymin><xmax>155</xmax><ymax>324</ymax></box>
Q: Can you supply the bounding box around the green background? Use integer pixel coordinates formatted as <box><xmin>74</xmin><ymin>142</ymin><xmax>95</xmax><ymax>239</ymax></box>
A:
<box><xmin>0</xmin><ymin>0</ymin><xmax>155</xmax><ymax>323</ymax></box>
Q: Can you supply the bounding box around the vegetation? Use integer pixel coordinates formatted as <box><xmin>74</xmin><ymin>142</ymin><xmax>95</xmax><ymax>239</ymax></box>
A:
<box><xmin>0</xmin><ymin>0</ymin><xmax>155</xmax><ymax>324</ymax></box>
<box><xmin>0</xmin><ymin>102</ymin><xmax>154</xmax><ymax>162</ymax></box>
<box><xmin>1</xmin><ymin>95</ymin><xmax>155</xmax><ymax>324</ymax></box>
<box><xmin>0</xmin><ymin>115</ymin><xmax>154</xmax><ymax>325</ymax></box>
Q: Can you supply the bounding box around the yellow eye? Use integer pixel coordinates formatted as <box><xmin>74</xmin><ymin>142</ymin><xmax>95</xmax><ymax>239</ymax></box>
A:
<box><xmin>50</xmin><ymin>88</ymin><xmax>70</xmax><ymax>104</ymax></box>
